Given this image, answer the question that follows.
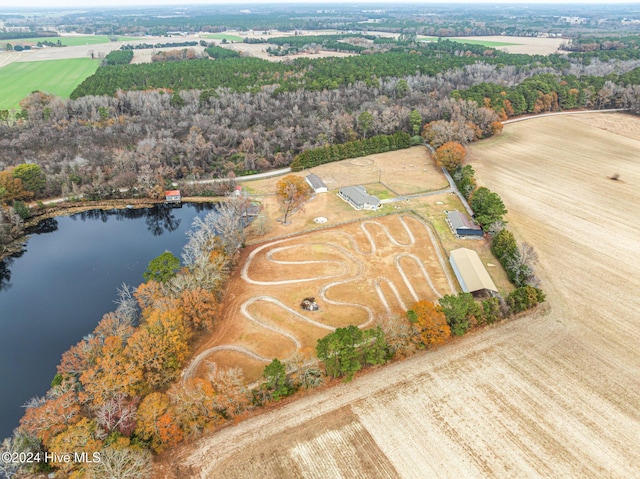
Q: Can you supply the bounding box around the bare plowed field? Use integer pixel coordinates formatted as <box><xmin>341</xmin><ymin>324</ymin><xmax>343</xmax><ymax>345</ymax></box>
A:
<box><xmin>183</xmin><ymin>214</ymin><xmax>454</xmax><ymax>383</ymax></box>
<box><xmin>166</xmin><ymin>114</ymin><xmax>640</xmax><ymax>479</ymax></box>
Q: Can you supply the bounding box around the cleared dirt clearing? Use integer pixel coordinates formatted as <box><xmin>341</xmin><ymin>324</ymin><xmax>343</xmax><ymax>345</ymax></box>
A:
<box><xmin>165</xmin><ymin>114</ymin><xmax>640</xmax><ymax>478</ymax></box>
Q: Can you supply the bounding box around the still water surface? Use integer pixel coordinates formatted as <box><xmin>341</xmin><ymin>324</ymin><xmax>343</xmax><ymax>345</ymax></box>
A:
<box><xmin>0</xmin><ymin>203</ymin><xmax>216</xmax><ymax>439</ymax></box>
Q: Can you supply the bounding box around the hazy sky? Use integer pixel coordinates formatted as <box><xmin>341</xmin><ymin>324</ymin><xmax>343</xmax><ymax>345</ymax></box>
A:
<box><xmin>0</xmin><ymin>0</ymin><xmax>637</xmax><ymax>10</ymax></box>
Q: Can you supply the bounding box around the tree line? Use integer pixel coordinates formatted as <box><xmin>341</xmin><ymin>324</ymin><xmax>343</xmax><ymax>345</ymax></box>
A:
<box><xmin>453</xmin><ymin>73</ymin><xmax>624</xmax><ymax>118</ymax></box>
<box><xmin>120</xmin><ymin>40</ymin><xmax>200</xmax><ymax>50</ymax></box>
<box><xmin>290</xmin><ymin>132</ymin><xmax>411</xmax><ymax>171</ymax></box>
<box><xmin>266</xmin><ymin>34</ymin><xmax>368</xmax><ymax>56</ymax></box>
<box><xmin>448</xmin><ymin>159</ymin><xmax>545</xmax><ymax>309</ymax></box>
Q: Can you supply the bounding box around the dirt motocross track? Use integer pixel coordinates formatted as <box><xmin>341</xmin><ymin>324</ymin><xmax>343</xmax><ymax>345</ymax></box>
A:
<box><xmin>163</xmin><ymin>113</ymin><xmax>640</xmax><ymax>478</ymax></box>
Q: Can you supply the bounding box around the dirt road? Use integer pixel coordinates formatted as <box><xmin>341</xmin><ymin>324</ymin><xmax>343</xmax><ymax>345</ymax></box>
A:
<box><xmin>163</xmin><ymin>112</ymin><xmax>640</xmax><ymax>478</ymax></box>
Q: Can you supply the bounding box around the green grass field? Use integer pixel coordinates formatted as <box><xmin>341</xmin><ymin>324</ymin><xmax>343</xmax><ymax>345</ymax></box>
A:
<box><xmin>202</xmin><ymin>33</ymin><xmax>244</xmax><ymax>42</ymax></box>
<box><xmin>0</xmin><ymin>58</ymin><xmax>100</xmax><ymax>110</ymax></box>
<box><xmin>418</xmin><ymin>36</ymin><xmax>520</xmax><ymax>47</ymax></box>
<box><xmin>9</xmin><ymin>35</ymin><xmax>142</xmax><ymax>46</ymax></box>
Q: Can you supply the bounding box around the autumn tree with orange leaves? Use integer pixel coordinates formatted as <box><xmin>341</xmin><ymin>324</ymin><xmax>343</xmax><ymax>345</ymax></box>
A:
<box><xmin>47</xmin><ymin>417</ymin><xmax>103</xmax><ymax>476</ymax></box>
<box><xmin>406</xmin><ymin>300</ymin><xmax>451</xmax><ymax>348</ymax></box>
<box><xmin>435</xmin><ymin>142</ymin><xmax>467</xmax><ymax>172</ymax></box>
<box><xmin>20</xmin><ymin>391</ymin><xmax>81</xmax><ymax>447</ymax></box>
<box><xmin>177</xmin><ymin>287</ymin><xmax>220</xmax><ymax>331</ymax></box>
<box><xmin>135</xmin><ymin>392</ymin><xmax>183</xmax><ymax>452</ymax></box>
<box><xmin>79</xmin><ymin>336</ymin><xmax>143</xmax><ymax>406</ymax></box>
<box><xmin>126</xmin><ymin>308</ymin><xmax>191</xmax><ymax>390</ymax></box>
<box><xmin>276</xmin><ymin>174</ymin><xmax>311</xmax><ymax>225</ymax></box>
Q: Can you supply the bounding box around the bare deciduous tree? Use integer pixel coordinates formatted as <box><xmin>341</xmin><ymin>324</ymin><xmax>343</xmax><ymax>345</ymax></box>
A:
<box><xmin>379</xmin><ymin>314</ymin><xmax>420</xmax><ymax>358</ymax></box>
<box><xmin>0</xmin><ymin>436</ymin><xmax>21</xmax><ymax>479</ymax></box>
<box><xmin>505</xmin><ymin>242</ymin><xmax>540</xmax><ymax>287</ymax></box>
<box><xmin>94</xmin><ymin>393</ymin><xmax>139</xmax><ymax>439</ymax></box>
<box><xmin>88</xmin><ymin>446</ymin><xmax>151</xmax><ymax>479</ymax></box>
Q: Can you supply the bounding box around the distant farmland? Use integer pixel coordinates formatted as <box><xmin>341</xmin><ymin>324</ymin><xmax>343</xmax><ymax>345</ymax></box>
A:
<box><xmin>0</xmin><ymin>58</ymin><xmax>100</xmax><ymax>110</ymax></box>
<box><xmin>418</xmin><ymin>36</ymin><xmax>520</xmax><ymax>47</ymax></box>
<box><xmin>10</xmin><ymin>35</ymin><xmax>141</xmax><ymax>46</ymax></box>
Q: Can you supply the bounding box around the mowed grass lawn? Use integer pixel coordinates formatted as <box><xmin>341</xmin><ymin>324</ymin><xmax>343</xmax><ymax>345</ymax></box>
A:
<box><xmin>202</xmin><ymin>33</ymin><xmax>244</xmax><ymax>41</ymax></box>
<box><xmin>14</xmin><ymin>35</ymin><xmax>142</xmax><ymax>46</ymax></box>
<box><xmin>0</xmin><ymin>58</ymin><xmax>100</xmax><ymax>110</ymax></box>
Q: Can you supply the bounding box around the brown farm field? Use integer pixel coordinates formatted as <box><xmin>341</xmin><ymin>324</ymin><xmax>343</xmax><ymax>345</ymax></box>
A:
<box><xmin>454</xmin><ymin>35</ymin><xmax>565</xmax><ymax>55</ymax></box>
<box><xmin>163</xmin><ymin>112</ymin><xmax>640</xmax><ymax>479</ymax></box>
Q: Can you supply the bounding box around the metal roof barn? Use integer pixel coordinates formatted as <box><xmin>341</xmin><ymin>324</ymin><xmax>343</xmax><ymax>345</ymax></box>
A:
<box><xmin>449</xmin><ymin>248</ymin><xmax>498</xmax><ymax>294</ymax></box>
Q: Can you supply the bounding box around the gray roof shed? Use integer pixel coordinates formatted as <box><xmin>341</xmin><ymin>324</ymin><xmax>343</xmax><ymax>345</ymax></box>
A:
<box><xmin>446</xmin><ymin>210</ymin><xmax>483</xmax><ymax>237</ymax></box>
<box><xmin>306</xmin><ymin>174</ymin><xmax>328</xmax><ymax>193</ymax></box>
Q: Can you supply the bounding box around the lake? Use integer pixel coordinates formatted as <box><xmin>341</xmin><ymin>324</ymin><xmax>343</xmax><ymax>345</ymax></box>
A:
<box><xmin>0</xmin><ymin>203</ymin><xmax>216</xmax><ymax>440</ymax></box>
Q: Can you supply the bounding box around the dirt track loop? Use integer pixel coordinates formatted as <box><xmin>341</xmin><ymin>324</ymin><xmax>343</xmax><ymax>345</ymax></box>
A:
<box><xmin>184</xmin><ymin>215</ymin><xmax>452</xmax><ymax>381</ymax></box>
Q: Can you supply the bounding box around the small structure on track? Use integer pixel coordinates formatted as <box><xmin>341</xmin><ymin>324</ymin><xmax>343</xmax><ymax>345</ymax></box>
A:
<box><xmin>300</xmin><ymin>297</ymin><xmax>319</xmax><ymax>311</ymax></box>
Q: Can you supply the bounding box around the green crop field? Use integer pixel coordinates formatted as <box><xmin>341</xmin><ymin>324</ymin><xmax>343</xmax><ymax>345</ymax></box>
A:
<box><xmin>9</xmin><ymin>35</ymin><xmax>142</xmax><ymax>46</ymax></box>
<box><xmin>202</xmin><ymin>33</ymin><xmax>244</xmax><ymax>41</ymax></box>
<box><xmin>0</xmin><ymin>58</ymin><xmax>100</xmax><ymax>110</ymax></box>
<box><xmin>418</xmin><ymin>36</ymin><xmax>520</xmax><ymax>47</ymax></box>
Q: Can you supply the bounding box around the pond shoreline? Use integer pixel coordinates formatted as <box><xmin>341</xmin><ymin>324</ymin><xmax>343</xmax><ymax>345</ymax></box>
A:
<box><xmin>1</xmin><ymin>196</ymin><xmax>225</xmax><ymax>263</ymax></box>
<box><xmin>0</xmin><ymin>201</ymin><xmax>223</xmax><ymax>439</ymax></box>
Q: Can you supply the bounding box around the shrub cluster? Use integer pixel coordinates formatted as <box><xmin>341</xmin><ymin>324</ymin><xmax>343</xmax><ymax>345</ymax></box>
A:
<box><xmin>290</xmin><ymin>132</ymin><xmax>411</xmax><ymax>171</ymax></box>
<box><xmin>104</xmin><ymin>50</ymin><xmax>133</xmax><ymax>66</ymax></box>
<box><xmin>491</xmin><ymin>229</ymin><xmax>539</xmax><ymax>287</ymax></box>
<box><xmin>205</xmin><ymin>45</ymin><xmax>241</xmax><ymax>59</ymax></box>
<box><xmin>506</xmin><ymin>285</ymin><xmax>546</xmax><ymax>313</ymax></box>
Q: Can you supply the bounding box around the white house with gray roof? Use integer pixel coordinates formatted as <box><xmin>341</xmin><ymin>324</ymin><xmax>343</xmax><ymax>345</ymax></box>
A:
<box><xmin>338</xmin><ymin>185</ymin><xmax>381</xmax><ymax>211</ymax></box>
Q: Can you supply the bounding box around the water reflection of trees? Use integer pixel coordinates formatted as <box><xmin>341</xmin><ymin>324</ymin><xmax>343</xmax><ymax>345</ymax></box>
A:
<box><xmin>3</xmin><ymin>220</ymin><xmax>59</xmax><ymax>291</ymax></box>
<box><xmin>0</xmin><ymin>251</ymin><xmax>24</xmax><ymax>292</ymax></box>
<box><xmin>146</xmin><ymin>206</ymin><xmax>181</xmax><ymax>236</ymax></box>
<box><xmin>26</xmin><ymin>218</ymin><xmax>59</xmax><ymax>235</ymax></box>
<box><xmin>68</xmin><ymin>203</ymin><xmax>217</xmax><ymax>236</ymax></box>
<box><xmin>0</xmin><ymin>203</ymin><xmax>220</xmax><ymax>290</ymax></box>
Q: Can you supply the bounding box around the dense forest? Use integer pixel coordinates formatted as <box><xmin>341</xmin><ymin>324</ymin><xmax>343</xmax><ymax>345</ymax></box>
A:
<box><xmin>70</xmin><ymin>41</ymin><xmax>572</xmax><ymax>98</ymax></box>
<box><xmin>2</xmin><ymin>42</ymin><xmax>640</xmax><ymax>205</ymax></box>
